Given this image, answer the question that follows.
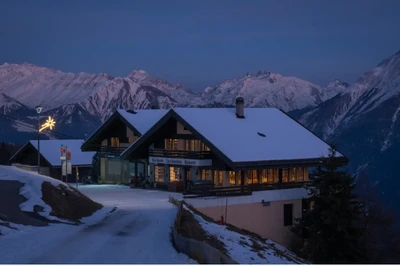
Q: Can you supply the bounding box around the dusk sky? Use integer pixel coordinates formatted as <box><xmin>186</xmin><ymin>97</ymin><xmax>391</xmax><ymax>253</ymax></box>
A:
<box><xmin>1</xmin><ymin>0</ymin><xmax>400</xmax><ymax>90</ymax></box>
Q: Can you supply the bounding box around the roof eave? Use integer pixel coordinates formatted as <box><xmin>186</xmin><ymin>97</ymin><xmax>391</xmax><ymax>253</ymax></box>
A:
<box><xmin>233</xmin><ymin>156</ymin><xmax>349</xmax><ymax>170</ymax></box>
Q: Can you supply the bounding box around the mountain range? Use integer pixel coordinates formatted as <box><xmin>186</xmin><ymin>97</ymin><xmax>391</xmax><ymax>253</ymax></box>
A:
<box><xmin>0</xmin><ymin>61</ymin><xmax>346</xmax><ymax>139</ymax></box>
<box><xmin>1</xmin><ymin>49</ymin><xmax>399</xmax><ymax>214</ymax></box>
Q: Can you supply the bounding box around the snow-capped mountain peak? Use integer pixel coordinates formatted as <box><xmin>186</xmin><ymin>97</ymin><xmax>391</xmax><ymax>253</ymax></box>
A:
<box><xmin>127</xmin><ymin>69</ymin><xmax>150</xmax><ymax>81</ymax></box>
<box><xmin>201</xmin><ymin>71</ymin><xmax>339</xmax><ymax>111</ymax></box>
<box><xmin>327</xmin><ymin>79</ymin><xmax>349</xmax><ymax>88</ymax></box>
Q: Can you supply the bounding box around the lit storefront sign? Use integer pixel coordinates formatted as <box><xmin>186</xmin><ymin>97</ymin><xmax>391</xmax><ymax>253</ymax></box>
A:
<box><xmin>149</xmin><ymin>156</ymin><xmax>212</xmax><ymax>167</ymax></box>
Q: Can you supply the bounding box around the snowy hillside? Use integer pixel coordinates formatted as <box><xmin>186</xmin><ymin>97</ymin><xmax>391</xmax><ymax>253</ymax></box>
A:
<box><xmin>292</xmin><ymin>49</ymin><xmax>400</xmax><ymax>213</ymax></box>
<box><xmin>202</xmin><ymin>71</ymin><xmax>346</xmax><ymax>111</ymax></box>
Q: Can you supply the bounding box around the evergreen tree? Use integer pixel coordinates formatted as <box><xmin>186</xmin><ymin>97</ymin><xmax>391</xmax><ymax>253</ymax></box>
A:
<box><xmin>292</xmin><ymin>147</ymin><xmax>368</xmax><ymax>263</ymax></box>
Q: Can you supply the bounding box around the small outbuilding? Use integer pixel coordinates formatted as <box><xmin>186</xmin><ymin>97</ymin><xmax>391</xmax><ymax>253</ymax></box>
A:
<box><xmin>9</xmin><ymin>139</ymin><xmax>96</xmax><ymax>182</ymax></box>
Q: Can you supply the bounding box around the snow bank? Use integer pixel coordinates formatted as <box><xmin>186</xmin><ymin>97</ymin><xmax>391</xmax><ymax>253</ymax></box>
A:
<box><xmin>0</xmin><ymin>166</ymin><xmax>70</xmax><ymax>220</ymax></box>
<box><xmin>80</xmin><ymin>206</ymin><xmax>116</xmax><ymax>226</ymax></box>
<box><xmin>182</xmin><ymin>204</ymin><xmax>304</xmax><ymax>264</ymax></box>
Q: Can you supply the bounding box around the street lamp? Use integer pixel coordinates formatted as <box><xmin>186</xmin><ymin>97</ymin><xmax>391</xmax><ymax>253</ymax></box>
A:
<box><xmin>35</xmin><ymin>105</ymin><xmax>42</xmax><ymax>174</ymax></box>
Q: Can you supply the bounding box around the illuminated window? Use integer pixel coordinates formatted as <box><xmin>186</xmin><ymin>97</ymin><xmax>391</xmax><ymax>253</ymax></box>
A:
<box><xmin>247</xmin><ymin>170</ymin><xmax>259</xmax><ymax>184</ymax></box>
<box><xmin>213</xmin><ymin>170</ymin><xmax>223</xmax><ymax>186</ymax></box>
<box><xmin>200</xmin><ymin>169</ymin><xmax>206</xmax><ymax>180</ymax></box>
<box><xmin>297</xmin><ymin>167</ymin><xmax>304</xmax><ymax>181</ymax></box>
<box><xmin>290</xmin><ymin>168</ymin><xmax>297</xmax><ymax>182</ymax></box>
<box><xmin>155</xmin><ymin>166</ymin><xmax>164</xmax><ymax>183</ymax></box>
<box><xmin>267</xmin><ymin>169</ymin><xmax>278</xmax><ymax>183</ymax></box>
<box><xmin>165</xmin><ymin>139</ymin><xmax>177</xmax><ymax>150</ymax></box>
<box><xmin>261</xmin><ymin>170</ymin><xmax>268</xmax><ymax>183</ymax></box>
<box><xmin>186</xmin><ymin>170</ymin><xmax>191</xmax><ymax>180</ymax></box>
<box><xmin>170</xmin><ymin>167</ymin><xmax>178</xmax><ymax>182</ymax></box>
<box><xmin>236</xmin><ymin>171</ymin><xmax>242</xmax><ymax>185</ymax></box>
<box><xmin>201</xmin><ymin>143</ymin><xmax>210</xmax><ymax>151</ymax></box>
<box><xmin>282</xmin><ymin>168</ymin><xmax>289</xmax><ymax>183</ymax></box>
<box><xmin>229</xmin><ymin>171</ymin><xmax>236</xmax><ymax>185</ymax></box>
<box><xmin>110</xmin><ymin>137</ymin><xmax>119</xmax><ymax>147</ymax></box>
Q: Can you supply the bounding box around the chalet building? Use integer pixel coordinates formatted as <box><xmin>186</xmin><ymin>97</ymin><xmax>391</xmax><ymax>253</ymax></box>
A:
<box><xmin>81</xmin><ymin>109</ymin><xmax>168</xmax><ymax>183</ymax></box>
<box><xmin>10</xmin><ymin>139</ymin><xmax>95</xmax><ymax>182</ymax></box>
<box><xmin>118</xmin><ymin>97</ymin><xmax>348</xmax><ymax>246</ymax></box>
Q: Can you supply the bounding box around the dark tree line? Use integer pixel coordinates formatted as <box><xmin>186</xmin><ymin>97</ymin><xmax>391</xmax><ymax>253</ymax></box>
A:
<box><xmin>0</xmin><ymin>142</ymin><xmax>20</xmax><ymax>165</ymax></box>
<box><xmin>292</xmin><ymin>148</ymin><xmax>400</xmax><ymax>263</ymax></box>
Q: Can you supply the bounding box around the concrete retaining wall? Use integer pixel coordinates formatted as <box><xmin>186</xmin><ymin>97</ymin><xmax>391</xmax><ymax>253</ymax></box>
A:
<box><xmin>169</xmin><ymin>196</ymin><xmax>237</xmax><ymax>264</ymax></box>
<box><xmin>172</xmin><ymin>226</ymin><xmax>237</xmax><ymax>264</ymax></box>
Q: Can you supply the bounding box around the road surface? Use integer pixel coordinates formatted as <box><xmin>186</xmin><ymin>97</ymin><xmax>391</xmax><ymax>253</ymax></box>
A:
<box><xmin>0</xmin><ymin>185</ymin><xmax>195</xmax><ymax>264</ymax></box>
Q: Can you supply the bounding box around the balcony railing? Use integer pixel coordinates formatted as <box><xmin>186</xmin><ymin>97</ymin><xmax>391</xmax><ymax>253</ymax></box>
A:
<box><xmin>247</xmin><ymin>181</ymin><xmax>313</xmax><ymax>191</ymax></box>
<box><xmin>99</xmin><ymin>146</ymin><xmax>127</xmax><ymax>154</ymax></box>
<box><xmin>183</xmin><ymin>181</ymin><xmax>313</xmax><ymax>198</ymax></box>
<box><xmin>149</xmin><ymin>149</ymin><xmax>212</xmax><ymax>159</ymax></box>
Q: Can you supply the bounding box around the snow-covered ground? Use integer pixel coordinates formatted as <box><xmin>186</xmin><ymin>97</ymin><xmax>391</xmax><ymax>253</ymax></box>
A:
<box><xmin>182</xmin><ymin>204</ymin><xmax>304</xmax><ymax>264</ymax></box>
<box><xmin>0</xmin><ymin>170</ymin><xmax>194</xmax><ymax>264</ymax></box>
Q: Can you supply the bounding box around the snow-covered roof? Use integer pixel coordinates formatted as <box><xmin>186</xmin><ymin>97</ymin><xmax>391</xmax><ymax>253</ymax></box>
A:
<box><xmin>117</xmin><ymin>109</ymin><xmax>168</xmax><ymax>134</ymax></box>
<box><xmin>81</xmin><ymin>109</ymin><xmax>169</xmax><ymax>149</ymax></box>
<box><xmin>27</xmin><ymin>139</ymin><xmax>95</xmax><ymax>166</ymax></box>
<box><xmin>172</xmin><ymin>107</ymin><xmax>342</xmax><ymax>162</ymax></box>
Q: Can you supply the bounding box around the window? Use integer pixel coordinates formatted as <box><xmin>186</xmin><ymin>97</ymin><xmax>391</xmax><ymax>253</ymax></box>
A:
<box><xmin>129</xmin><ymin>163</ymin><xmax>136</xmax><ymax>177</ymax></box>
<box><xmin>236</xmin><ymin>171</ymin><xmax>242</xmax><ymax>185</ymax></box>
<box><xmin>170</xmin><ymin>167</ymin><xmax>178</xmax><ymax>182</ymax></box>
<box><xmin>284</xmin><ymin>204</ymin><xmax>293</xmax><ymax>226</ymax></box>
<box><xmin>282</xmin><ymin>168</ymin><xmax>289</xmax><ymax>183</ymax></box>
<box><xmin>136</xmin><ymin>162</ymin><xmax>145</xmax><ymax>177</ymax></box>
<box><xmin>229</xmin><ymin>171</ymin><xmax>236</xmax><ymax>185</ymax></box>
<box><xmin>201</xmin><ymin>143</ymin><xmax>210</xmax><ymax>151</ymax></box>
<box><xmin>268</xmin><ymin>169</ymin><xmax>279</xmax><ymax>183</ymax></box>
<box><xmin>261</xmin><ymin>170</ymin><xmax>268</xmax><ymax>183</ymax></box>
<box><xmin>205</xmin><ymin>170</ymin><xmax>213</xmax><ymax>181</ymax></box>
<box><xmin>246</xmin><ymin>170</ymin><xmax>259</xmax><ymax>184</ymax></box>
<box><xmin>186</xmin><ymin>169</ymin><xmax>191</xmax><ymax>180</ymax></box>
<box><xmin>297</xmin><ymin>167</ymin><xmax>304</xmax><ymax>181</ymax></box>
<box><xmin>165</xmin><ymin>139</ymin><xmax>177</xmax><ymax>150</ymax></box>
<box><xmin>213</xmin><ymin>170</ymin><xmax>222</xmax><ymax>186</ymax></box>
<box><xmin>110</xmin><ymin>137</ymin><xmax>119</xmax><ymax>147</ymax></box>
<box><xmin>200</xmin><ymin>169</ymin><xmax>206</xmax><ymax>180</ymax></box>
<box><xmin>107</xmin><ymin>159</ymin><xmax>121</xmax><ymax>175</ymax></box>
<box><xmin>290</xmin><ymin>168</ymin><xmax>297</xmax><ymax>182</ymax></box>
<box><xmin>155</xmin><ymin>166</ymin><xmax>164</xmax><ymax>183</ymax></box>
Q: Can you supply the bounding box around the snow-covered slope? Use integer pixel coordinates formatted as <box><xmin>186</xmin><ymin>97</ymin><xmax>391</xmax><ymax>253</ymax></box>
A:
<box><xmin>0</xmin><ymin>93</ymin><xmax>31</xmax><ymax>116</ymax></box>
<box><xmin>202</xmin><ymin>71</ymin><xmax>344</xmax><ymax>111</ymax></box>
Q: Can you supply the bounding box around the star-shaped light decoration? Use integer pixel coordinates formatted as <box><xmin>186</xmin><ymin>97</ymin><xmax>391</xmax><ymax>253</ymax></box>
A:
<box><xmin>39</xmin><ymin>116</ymin><xmax>56</xmax><ymax>132</ymax></box>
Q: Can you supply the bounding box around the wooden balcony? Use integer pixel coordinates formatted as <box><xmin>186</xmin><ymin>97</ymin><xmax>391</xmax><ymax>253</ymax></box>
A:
<box><xmin>99</xmin><ymin>146</ymin><xmax>127</xmax><ymax>154</ymax></box>
<box><xmin>149</xmin><ymin>149</ymin><xmax>212</xmax><ymax>159</ymax></box>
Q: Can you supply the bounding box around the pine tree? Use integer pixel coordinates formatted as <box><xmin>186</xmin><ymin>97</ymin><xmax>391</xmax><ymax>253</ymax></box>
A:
<box><xmin>292</xmin><ymin>147</ymin><xmax>368</xmax><ymax>263</ymax></box>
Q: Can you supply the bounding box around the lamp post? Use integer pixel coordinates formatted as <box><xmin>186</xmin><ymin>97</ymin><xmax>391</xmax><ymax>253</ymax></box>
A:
<box><xmin>35</xmin><ymin>105</ymin><xmax>42</xmax><ymax>174</ymax></box>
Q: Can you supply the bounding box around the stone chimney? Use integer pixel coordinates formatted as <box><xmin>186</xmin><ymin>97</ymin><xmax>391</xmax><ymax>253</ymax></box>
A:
<box><xmin>235</xmin><ymin>97</ymin><xmax>245</xmax><ymax>118</ymax></box>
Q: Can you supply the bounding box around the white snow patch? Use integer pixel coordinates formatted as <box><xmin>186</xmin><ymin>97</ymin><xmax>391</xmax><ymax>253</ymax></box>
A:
<box><xmin>181</xmin><ymin>204</ymin><xmax>303</xmax><ymax>264</ymax></box>
<box><xmin>0</xmin><ymin>166</ymin><xmax>73</xmax><ymax>222</ymax></box>
<box><xmin>381</xmin><ymin>104</ymin><xmax>400</xmax><ymax>152</ymax></box>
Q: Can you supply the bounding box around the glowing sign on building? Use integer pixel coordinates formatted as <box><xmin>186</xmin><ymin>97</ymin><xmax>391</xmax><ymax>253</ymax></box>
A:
<box><xmin>39</xmin><ymin>116</ymin><xmax>56</xmax><ymax>132</ymax></box>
